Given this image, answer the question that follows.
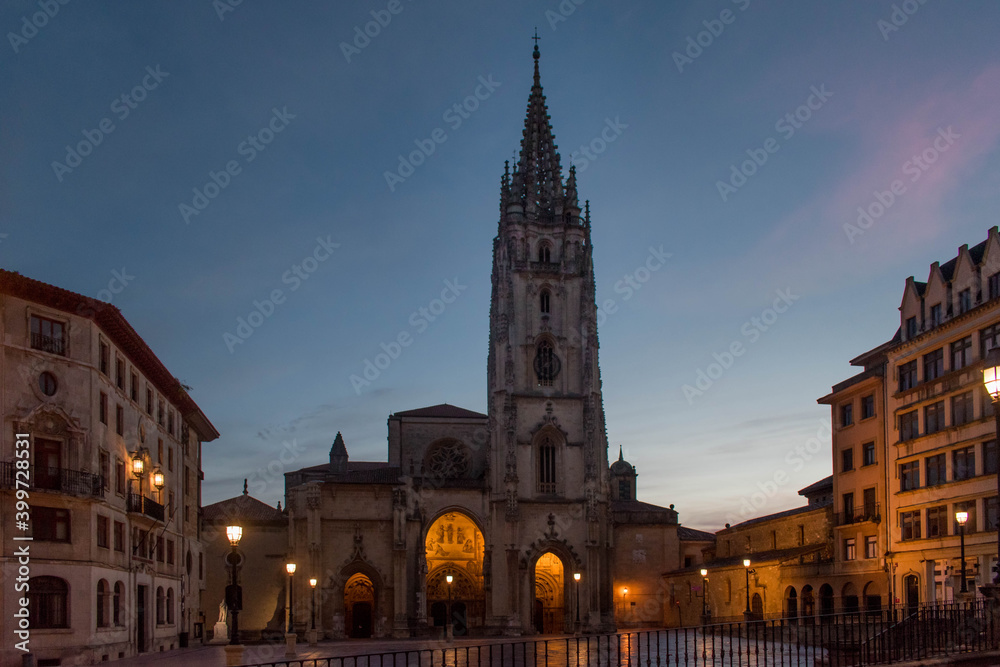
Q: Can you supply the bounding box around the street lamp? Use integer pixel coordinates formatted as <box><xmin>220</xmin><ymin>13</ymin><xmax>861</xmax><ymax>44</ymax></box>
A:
<box><xmin>984</xmin><ymin>347</ymin><xmax>1000</xmax><ymax>584</ymax></box>
<box><xmin>700</xmin><ymin>569</ymin><xmax>710</xmax><ymax>621</ymax></box>
<box><xmin>309</xmin><ymin>578</ymin><xmax>317</xmax><ymax>630</ymax></box>
<box><xmin>131</xmin><ymin>449</ymin><xmax>146</xmax><ymax>513</ymax></box>
<box><xmin>957</xmin><ymin>510</ymin><xmax>969</xmax><ymax>593</ymax></box>
<box><xmin>286</xmin><ymin>562</ymin><xmax>296</xmax><ymax>633</ymax></box>
<box><xmin>225</xmin><ymin>525</ymin><xmax>243</xmax><ymax>645</ymax></box>
<box><xmin>743</xmin><ymin>559</ymin><xmax>756</xmax><ymax>619</ymax></box>
<box><xmin>573</xmin><ymin>572</ymin><xmax>581</xmax><ymax>630</ymax></box>
<box><xmin>445</xmin><ymin>573</ymin><xmax>454</xmax><ymax>640</ymax></box>
<box><xmin>151</xmin><ymin>466</ymin><xmax>165</xmax><ymax>504</ymax></box>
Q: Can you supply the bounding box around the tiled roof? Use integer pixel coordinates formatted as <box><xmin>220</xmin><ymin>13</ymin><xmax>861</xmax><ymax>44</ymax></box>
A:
<box><xmin>0</xmin><ymin>269</ymin><xmax>218</xmax><ymax>440</ymax></box>
<box><xmin>390</xmin><ymin>404</ymin><xmax>487</xmax><ymax>419</ymax></box>
<box><xmin>610</xmin><ymin>499</ymin><xmax>678</xmax><ymax>525</ymax></box>
<box><xmin>203</xmin><ymin>494</ymin><xmax>285</xmax><ymax>524</ymax></box>
<box><xmin>797</xmin><ymin>475</ymin><xmax>833</xmax><ymax>497</ymax></box>
<box><xmin>720</xmin><ymin>500</ymin><xmax>831</xmax><ymax>532</ymax></box>
<box><xmin>678</xmin><ymin>526</ymin><xmax>716</xmax><ymax>542</ymax></box>
<box><xmin>292</xmin><ymin>461</ymin><xmax>401</xmax><ymax>484</ymax></box>
<box><xmin>667</xmin><ymin>544</ymin><xmax>827</xmax><ymax>574</ymax></box>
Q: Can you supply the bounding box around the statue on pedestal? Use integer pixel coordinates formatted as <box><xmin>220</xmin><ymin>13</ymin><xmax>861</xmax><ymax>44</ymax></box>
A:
<box><xmin>209</xmin><ymin>600</ymin><xmax>230</xmax><ymax>644</ymax></box>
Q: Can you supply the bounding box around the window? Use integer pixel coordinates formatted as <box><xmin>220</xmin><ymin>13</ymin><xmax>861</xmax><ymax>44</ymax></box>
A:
<box><xmin>167</xmin><ymin>539</ymin><xmax>175</xmax><ymax>565</ymax></box>
<box><xmin>115</xmin><ymin>458</ymin><xmax>125</xmax><ymax>496</ymax></box>
<box><xmin>926</xmin><ymin>505</ymin><xmax>948</xmax><ymax>538</ymax></box>
<box><xmin>900</xmin><ymin>410</ymin><xmax>919</xmax><ymax>441</ymax></box>
<box><xmin>906</xmin><ymin>316</ymin><xmax>918</xmax><ymax>339</ymax></box>
<box><xmin>863</xmin><ymin>441</ymin><xmax>876</xmax><ymax>466</ymax></box>
<box><xmin>99</xmin><ymin>392</ymin><xmax>108</xmax><ymax>425</ymax></box>
<box><xmin>99</xmin><ymin>341</ymin><xmax>110</xmax><ymax>374</ymax></box>
<box><xmin>534</xmin><ymin>340</ymin><xmax>558</xmax><ymax>387</ymax></box>
<box><xmin>540</xmin><ymin>289</ymin><xmax>550</xmax><ymax>314</ymax></box>
<box><xmin>954</xmin><ymin>446</ymin><xmax>975</xmax><ymax>480</ymax></box>
<box><xmin>844</xmin><ymin>538</ymin><xmax>856</xmax><ymax>561</ymax></box>
<box><xmin>113</xmin><ymin>521</ymin><xmax>125</xmax><ymax>552</ymax></box>
<box><xmin>113</xmin><ymin>582</ymin><xmax>124</xmax><ymax>626</ymax></box>
<box><xmin>97</xmin><ymin>515</ymin><xmax>109</xmax><ymax>548</ymax></box>
<box><xmin>33</xmin><ymin>506</ymin><xmax>70</xmax><ymax>542</ymax></box>
<box><xmin>900</xmin><ymin>461</ymin><xmax>920</xmax><ymax>491</ymax></box>
<box><xmin>899</xmin><ymin>361</ymin><xmax>918</xmax><ymax>391</ymax></box>
<box><xmin>987</xmin><ymin>497</ymin><xmax>999</xmax><ymax>531</ymax></box>
<box><xmin>923</xmin><ymin>348</ymin><xmax>943</xmax><ymax>382</ymax></box>
<box><xmin>951</xmin><ymin>337</ymin><xmax>972</xmax><ymax>370</ymax></box>
<box><xmin>986</xmin><ymin>440</ymin><xmax>998</xmax><ymax>475</ymax></box>
<box><xmin>865</xmin><ymin>536</ymin><xmax>878</xmax><ymax>559</ymax></box>
<box><xmin>115</xmin><ymin>404</ymin><xmax>124</xmax><ymax>436</ymax></box>
<box><xmin>841</xmin><ymin>403</ymin><xmax>853</xmax><ymax>427</ymax></box>
<box><xmin>958</xmin><ymin>288</ymin><xmax>972</xmax><ymax>314</ymax></box>
<box><xmin>168</xmin><ymin>446</ymin><xmax>174</xmax><ymax>472</ymax></box>
<box><xmin>145</xmin><ymin>385</ymin><xmax>153</xmax><ymax>415</ymax></box>
<box><xmin>158</xmin><ymin>439</ymin><xmax>163</xmax><ymax>464</ymax></box>
<box><xmin>166</xmin><ymin>588</ymin><xmax>175</xmax><ymax>624</ymax></box>
<box><xmin>930</xmin><ymin>303</ymin><xmax>942</xmax><ymax>327</ymax></box>
<box><xmin>99</xmin><ymin>450</ymin><xmax>110</xmax><ymax>490</ymax></box>
<box><xmin>97</xmin><ymin>579</ymin><xmax>110</xmax><ymax>627</ymax></box>
<box><xmin>955</xmin><ymin>501</ymin><xmax>977</xmax><ymax>533</ymax></box>
<box><xmin>843</xmin><ymin>492</ymin><xmax>854</xmax><ymax>518</ymax></box>
<box><xmin>982</xmin><ymin>323</ymin><xmax>1000</xmax><ymax>357</ymax></box>
<box><xmin>156</xmin><ymin>587</ymin><xmax>165</xmax><ymax>625</ymax></box>
<box><xmin>30</xmin><ymin>315</ymin><xmax>66</xmax><ymax>355</ymax></box>
<box><xmin>900</xmin><ymin>510</ymin><xmax>922</xmax><ymax>540</ymax></box>
<box><xmin>130</xmin><ymin>371</ymin><xmax>138</xmax><ymax>402</ymax></box>
<box><xmin>926</xmin><ymin>453</ymin><xmax>945</xmax><ymax>486</ymax></box>
<box><xmin>618</xmin><ymin>478</ymin><xmax>630</xmax><ymax>499</ymax></box>
<box><xmin>168</xmin><ymin>410</ymin><xmax>174</xmax><ymax>435</ymax></box>
<box><xmin>538</xmin><ymin>437</ymin><xmax>556</xmax><ymax>493</ymax></box>
<box><xmin>157</xmin><ymin>399</ymin><xmax>165</xmax><ymax>426</ymax></box>
<box><xmin>798</xmin><ymin>525</ymin><xmax>805</xmax><ymax>546</ymax></box>
<box><xmin>842</xmin><ymin>448</ymin><xmax>854</xmax><ymax>472</ymax></box>
<box><xmin>29</xmin><ymin>577</ymin><xmax>68</xmax><ymax>628</ymax></box>
<box><xmin>861</xmin><ymin>395</ymin><xmax>875</xmax><ymax>420</ymax></box>
<box><xmin>156</xmin><ymin>536</ymin><xmax>164</xmax><ymax>563</ymax></box>
<box><xmin>184</xmin><ymin>466</ymin><xmax>191</xmax><ymax>496</ymax></box>
<box><xmin>863</xmin><ymin>487</ymin><xmax>877</xmax><ymax>518</ymax></box>
<box><xmin>39</xmin><ymin>371</ymin><xmax>57</xmax><ymax>396</ymax></box>
<box><xmin>538</xmin><ymin>243</ymin><xmax>551</xmax><ymax>263</ymax></box>
<box><xmin>953</xmin><ymin>392</ymin><xmax>974</xmax><ymax>426</ymax></box>
<box><xmin>991</xmin><ymin>272</ymin><xmax>1000</xmax><ymax>301</ymax></box>
<box><xmin>924</xmin><ymin>401</ymin><xmax>944</xmax><ymax>434</ymax></box>
<box><xmin>115</xmin><ymin>356</ymin><xmax>124</xmax><ymax>389</ymax></box>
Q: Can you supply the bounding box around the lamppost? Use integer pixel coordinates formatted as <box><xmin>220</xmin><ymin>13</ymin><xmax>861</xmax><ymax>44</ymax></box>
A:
<box><xmin>700</xmin><ymin>569</ymin><xmax>710</xmax><ymax>622</ymax></box>
<box><xmin>225</xmin><ymin>525</ymin><xmax>243</xmax><ymax>644</ymax></box>
<box><xmin>622</xmin><ymin>587</ymin><xmax>628</xmax><ymax>624</ymax></box>
<box><xmin>573</xmin><ymin>572</ymin><xmax>581</xmax><ymax>632</ymax></box>
<box><xmin>957</xmin><ymin>510</ymin><xmax>969</xmax><ymax>594</ymax></box>
<box><xmin>445</xmin><ymin>574</ymin><xmax>454</xmax><ymax>640</ymax></box>
<box><xmin>309</xmin><ymin>577</ymin><xmax>318</xmax><ymax>645</ymax></box>
<box><xmin>151</xmin><ymin>466</ymin><xmax>165</xmax><ymax>504</ymax></box>
<box><xmin>130</xmin><ymin>448</ymin><xmax>146</xmax><ymax>513</ymax></box>
<box><xmin>983</xmin><ymin>348</ymin><xmax>1000</xmax><ymax>584</ymax></box>
<box><xmin>743</xmin><ymin>559</ymin><xmax>756</xmax><ymax>620</ymax></box>
<box><xmin>285</xmin><ymin>562</ymin><xmax>297</xmax><ymax>656</ymax></box>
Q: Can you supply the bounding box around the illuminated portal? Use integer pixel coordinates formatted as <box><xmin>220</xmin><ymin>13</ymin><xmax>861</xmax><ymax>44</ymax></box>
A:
<box><xmin>425</xmin><ymin>512</ymin><xmax>484</xmax><ymax>635</ymax></box>
<box><xmin>344</xmin><ymin>573</ymin><xmax>375</xmax><ymax>638</ymax></box>
<box><xmin>534</xmin><ymin>552</ymin><xmax>565</xmax><ymax>634</ymax></box>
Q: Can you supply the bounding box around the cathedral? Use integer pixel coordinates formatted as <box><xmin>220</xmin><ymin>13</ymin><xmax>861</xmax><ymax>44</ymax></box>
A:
<box><xmin>274</xmin><ymin>44</ymin><xmax>704</xmax><ymax>640</ymax></box>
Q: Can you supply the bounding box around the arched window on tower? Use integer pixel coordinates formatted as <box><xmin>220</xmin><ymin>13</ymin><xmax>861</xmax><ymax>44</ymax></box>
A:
<box><xmin>534</xmin><ymin>340</ymin><xmax>559</xmax><ymax>387</ymax></box>
<box><xmin>538</xmin><ymin>437</ymin><xmax>556</xmax><ymax>493</ymax></box>
<box><xmin>539</xmin><ymin>243</ymin><xmax>551</xmax><ymax>263</ymax></box>
<box><xmin>540</xmin><ymin>289</ymin><xmax>550</xmax><ymax>314</ymax></box>
<box><xmin>618</xmin><ymin>478</ymin><xmax>630</xmax><ymax>499</ymax></box>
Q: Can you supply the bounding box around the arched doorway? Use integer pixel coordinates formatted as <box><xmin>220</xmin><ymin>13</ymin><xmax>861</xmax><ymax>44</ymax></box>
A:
<box><xmin>904</xmin><ymin>575</ymin><xmax>919</xmax><ymax>615</ymax></box>
<box><xmin>751</xmin><ymin>593</ymin><xmax>763</xmax><ymax>620</ymax></box>
<box><xmin>344</xmin><ymin>573</ymin><xmax>375</xmax><ymax>638</ymax></box>
<box><xmin>784</xmin><ymin>587</ymin><xmax>797</xmax><ymax>623</ymax></box>
<box><xmin>842</xmin><ymin>582</ymin><xmax>859</xmax><ymax>614</ymax></box>
<box><xmin>819</xmin><ymin>584</ymin><xmax>834</xmax><ymax>623</ymax></box>
<box><xmin>533</xmin><ymin>552</ymin><xmax>565</xmax><ymax>633</ymax></box>
<box><xmin>863</xmin><ymin>581</ymin><xmax>882</xmax><ymax>613</ymax></box>
<box><xmin>425</xmin><ymin>511</ymin><xmax>485</xmax><ymax>634</ymax></box>
<box><xmin>801</xmin><ymin>585</ymin><xmax>815</xmax><ymax>620</ymax></box>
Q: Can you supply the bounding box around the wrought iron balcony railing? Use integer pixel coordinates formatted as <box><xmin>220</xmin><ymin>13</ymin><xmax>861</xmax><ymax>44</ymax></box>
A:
<box><xmin>127</xmin><ymin>493</ymin><xmax>165</xmax><ymax>521</ymax></box>
<box><xmin>836</xmin><ymin>503</ymin><xmax>880</xmax><ymax>526</ymax></box>
<box><xmin>30</xmin><ymin>332</ymin><xmax>66</xmax><ymax>356</ymax></box>
<box><xmin>0</xmin><ymin>462</ymin><xmax>104</xmax><ymax>498</ymax></box>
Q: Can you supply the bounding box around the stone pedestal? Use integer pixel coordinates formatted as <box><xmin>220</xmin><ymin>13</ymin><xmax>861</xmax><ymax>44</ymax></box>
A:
<box><xmin>224</xmin><ymin>645</ymin><xmax>244</xmax><ymax>667</ymax></box>
<box><xmin>306</xmin><ymin>629</ymin><xmax>318</xmax><ymax>646</ymax></box>
<box><xmin>209</xmin><ymin>622</ymin><xmax>230</xmax><ymax>644</ymax></box>
<box><xmin>284</xmin><ymin>632</ymin><xmax>297</xmax><ymax>657</ymax></box>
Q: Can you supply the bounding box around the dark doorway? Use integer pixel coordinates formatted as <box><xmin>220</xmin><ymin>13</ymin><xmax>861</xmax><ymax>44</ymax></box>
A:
<box><xmin>137</xmin><ymin>585</ymin><xmax>147</xmax><ymax>652</ymax></box>
<box><xmin>452</xmin><ymin>601</ymin><xmax>468</xmax><ymax>637</ymax></box>
<box><xmin>904</xmin><ymin>575</ymin><xmax>919</xmax><ymax>615</ymax></box>
<box><xmin>819</xmin><ymin>584</ymin><xmax>834</xmax><ymax>623</ymax></box>
<box><xmin>751</xmin><ymin>593</ymin><xmax>763</xmax><ymax>620</ymax></box>
<box><xmin>430</xmin><ymin>601</ymin><xmax>446</xmax><ymax>628</ymax></box>
<box><xmin>533</xmin><ymin>599</ymin><xmax>544</xmax><ymax>633</ymax></box>
<box><xmin>350</xmin><ymin>602</ymin><xmax>372</xmax><ymax>638</ymax></box>
<box><xmin>35</xmin><ymin>438</ymin><xmax>62</xmax><ymax>491</ymax></box>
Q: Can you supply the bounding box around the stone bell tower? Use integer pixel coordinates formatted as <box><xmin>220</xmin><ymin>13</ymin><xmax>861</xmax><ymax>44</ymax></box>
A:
<box><xmin>485</xmin><ymin>40</ymin><xmax>614</xmax><ymax>634</ymax></box>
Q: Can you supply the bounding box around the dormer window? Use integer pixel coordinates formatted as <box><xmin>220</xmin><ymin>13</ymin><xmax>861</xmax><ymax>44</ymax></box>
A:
<box><xmin>905</xmin><ymin>316</ymin><xmax>917</xmax><ymax>339</ymax></box>
<box><xmin>930</xmin><ymin>303</ymin><xmax>942</xmax><ymax>327</ymax></box>
<box><xmin>959</xmin><ymin>289</ymin><xmax>972</xmax><ymax>314</ymax></box>
<box><xmin>540</xmin><ymin>289</ymin><xmax>550</xmax><ymax>314</ymax></box>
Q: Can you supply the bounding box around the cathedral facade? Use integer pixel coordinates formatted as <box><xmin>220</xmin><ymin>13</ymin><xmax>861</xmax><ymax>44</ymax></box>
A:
<box><xmin>281</xmin><ymin>46</ymin><xmax>691</xmax><ymax>639</ymax></box>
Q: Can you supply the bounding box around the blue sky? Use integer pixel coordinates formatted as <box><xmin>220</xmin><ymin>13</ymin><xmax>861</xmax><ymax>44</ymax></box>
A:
<box><xmin>3</xmin><ymin>1</ymin><xmax>1000</xmax><ymax>530</ymax></box>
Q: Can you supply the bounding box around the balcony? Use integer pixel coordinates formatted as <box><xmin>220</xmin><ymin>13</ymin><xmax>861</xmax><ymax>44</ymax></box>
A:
<box><xmin>30</xmin><ymin>332</ymin><xmax>66</xmax><ymax>356</ymax></box>
<box><xmin>128</xmin><ymin>493</ymin><xmax>165</xmax><ymax>521</ymax></box>
<box><xmin>0</xmin><ymin>462</ymin><xmax>104</xmax><ymax>498</ymax></box>
<box><xmin>836</xmin><ymin>503</ymin><xmax>880</xmax><ymax>526</ymax></box>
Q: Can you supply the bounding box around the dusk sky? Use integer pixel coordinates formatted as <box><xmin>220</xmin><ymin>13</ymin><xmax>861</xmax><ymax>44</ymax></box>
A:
<box><xmin>4</xmin><ymin>1</ymin><xmax>1000</xmax><ymax>531</ymax></box>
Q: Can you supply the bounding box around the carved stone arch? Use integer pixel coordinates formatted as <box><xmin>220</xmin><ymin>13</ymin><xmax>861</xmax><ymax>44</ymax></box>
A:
<box><xmin>523</xmin><ymin>540</ymin><xmax>581</xmax><ymax>634</ymax></box>
<box><xmin>530</xmin><ymin>420</ymin><xmax>568</xmax><ymax>445</ymax></box>
<box><xmin>423</xmin><ymin>506</ymin><xmax>486</xmax><ymax>542</ymax></box>
<box><xmin>335</xmin><ymin>559</ymin><xmax>385</xmax><ymax>639</ymax></box>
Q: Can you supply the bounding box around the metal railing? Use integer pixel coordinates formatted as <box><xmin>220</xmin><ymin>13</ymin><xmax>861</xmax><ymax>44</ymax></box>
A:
<box><xmin>0</xmin><ymin>462</ymin><xmax>104</xmax><ymax>498</ymax></box>
<box><xmin>835</xmin><ymin>504</ymin><xmax>880</xmax><ymax>526</ymax></box>
<box><xmin>128</xmin><ymin>493</ymin><xmax>165</xmax><ymax>521</ymax></box>
<box><xmin>236</xmin><ymin>600</ymin><xmax>994</xmax><ymax>667</ymax></box>
<box><xmin>30</xmin><ymin>331</ymin><xmax>66</xmax><ymax>355</ymax></box>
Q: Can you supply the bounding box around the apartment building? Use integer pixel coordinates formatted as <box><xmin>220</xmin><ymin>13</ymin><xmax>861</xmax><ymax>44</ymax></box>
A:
<box><xmin>0</xmin><ymin>270</ymin><xmax>218</xmax><ymax>665</ymax></box>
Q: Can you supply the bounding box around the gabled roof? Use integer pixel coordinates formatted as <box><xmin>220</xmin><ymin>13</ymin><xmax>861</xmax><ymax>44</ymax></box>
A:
<box><xmin>678</xmin><ymin>526</ymin><xmax>716</xmax><ymax>542</ymax></box>
<box><xmin>203</xmin><ymin>493</ymin><xmax>285</xmax><ymax>524</ymax></box>
<box><xmin>798</xmin><ymin>475</ymin><xmax>833</xmax><ymax>497</ymax></box>
<box><xmin>610</xmin><ymin>499</ymin><xmax>678</xmax><ymax>525</ymax></box>
<box><xmin>0</xmin><ymin>269</ymin><xmax>218</xmax><ymax>440</ymax></box>
<box><xmin>720</xmin><ymin>500</ymin><xmax>831</xmax><ymax>532</ymax></box>
<box><xmin>390</xmin><ymin>404</ymin><xmax>487</xmax><ymax>419</ymax></box>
